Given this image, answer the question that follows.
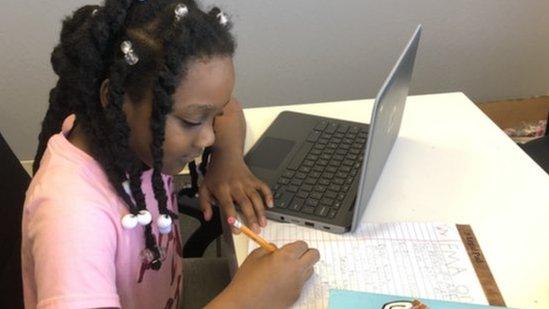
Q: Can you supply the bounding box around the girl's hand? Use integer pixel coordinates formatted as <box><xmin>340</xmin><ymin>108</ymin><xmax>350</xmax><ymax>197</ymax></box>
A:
<box><xmin>199</xmin><ymin>152</ymin><xmax>273</xmax><ymax>233</ymax></box>
<box><xmin>207</xmin><ymin>241</ymin><xmax>320</xmax><ymax>309</ymax></box>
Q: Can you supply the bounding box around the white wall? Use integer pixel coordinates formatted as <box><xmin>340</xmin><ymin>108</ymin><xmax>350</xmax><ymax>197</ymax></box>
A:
<box><xmin>2</xmin><ymin>0</ymin><xmax>549</xmax><ymax>159</ymax></box>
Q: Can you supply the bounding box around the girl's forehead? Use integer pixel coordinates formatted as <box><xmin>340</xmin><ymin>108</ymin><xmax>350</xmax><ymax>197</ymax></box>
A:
<box><xmin>170</xmin><ymin>57</ymin><xmax>234</xmax><ymax>115</ymax></box>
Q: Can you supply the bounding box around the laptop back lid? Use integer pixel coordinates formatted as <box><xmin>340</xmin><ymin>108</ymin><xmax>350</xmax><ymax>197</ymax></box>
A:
<box><xmin>351</xmin><ymin>25</ymin><xmax>422</xmax><ymax>231</ymax></box>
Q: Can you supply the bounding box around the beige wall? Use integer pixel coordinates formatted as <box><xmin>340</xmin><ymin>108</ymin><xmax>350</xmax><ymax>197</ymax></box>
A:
<box><xmin>2</xmin><ymin>0</ymin><xmax>549</xmax><ymax>159</ymax></box>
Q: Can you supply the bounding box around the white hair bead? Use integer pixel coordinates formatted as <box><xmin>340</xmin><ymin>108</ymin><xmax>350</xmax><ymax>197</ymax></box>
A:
<box><xmin>137</xmin><ymin>210</ymin><xmax>152</xmax><ymax>225</ymax></box>
<box><xmin>217</xmin><ymin>11</ymin><xmax>228</xmax><ymax>26</ymax></box>
<box><xmin>122</xmin><ymin>180</ymin><xmax>131</xmax><ymax>196</ymax></box>
<box><xmin>159</xmin><ymin>225</ymin><xmax>172</xmax><ymax>235</ymax></box>
<box><xmin>120</xmin><ymin>41</ymin><xmax>139</xmax><ymax>66</ymax></box>
<box><xmin>157</xmin><ymin>214</ymin><xmax>173</xmax><ymax>229</ymax></box>
<box><xmin>174</xmin><ymin>3</ymin><xmax>188</xmax><ymax>21</ymax></box>
<box><xmin>121</xmin><ymin>213</ymin><xmax>138</xmax><ymax>229</ymax></box>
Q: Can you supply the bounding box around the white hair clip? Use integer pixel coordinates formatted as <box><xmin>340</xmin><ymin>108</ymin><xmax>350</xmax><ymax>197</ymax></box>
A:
<box><xmin>91</xmin><ymin>8</ymin><xmax>98</xmax><ymax>16</ymax></box>
<box><xmin>217</xmin><ymin>11</ymin><xmax>228</xmax><ymax>26</ymax></box>
<box><xmin>174</xmin><ymin>3</ymin><xmax>188</xmax><ymax>21</ymax></box>
<box><xmin>120</xmin><ymin>40</ymin><xmax>139</xmax><ymax>66</ymax></box>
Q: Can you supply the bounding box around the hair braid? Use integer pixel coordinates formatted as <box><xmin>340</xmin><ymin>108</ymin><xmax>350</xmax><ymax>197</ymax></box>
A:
<box><xmin>35</xmin><ymin>0</ymin><xmax>235</xmax><ymax>271</ymax></box>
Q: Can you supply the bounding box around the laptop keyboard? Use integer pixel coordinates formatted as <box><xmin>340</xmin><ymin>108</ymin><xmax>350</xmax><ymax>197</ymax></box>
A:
<box><xmin>272</xmin><ymin>120</ymin><xmax>367</xmax><ymax>219</ymax></box>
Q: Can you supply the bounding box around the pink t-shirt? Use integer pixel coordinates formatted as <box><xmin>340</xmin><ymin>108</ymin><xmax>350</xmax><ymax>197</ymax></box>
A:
<box><xmin>21</xmin><ymin>116</ymin><xmax>183</xmax><ymax>309</ymax></box>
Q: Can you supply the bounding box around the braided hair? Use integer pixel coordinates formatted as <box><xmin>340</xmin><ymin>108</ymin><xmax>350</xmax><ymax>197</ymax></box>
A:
<box><xmin>33</xmin><ymin>0</ymin><xmax>235</xmax><ymax>270</ymax></box>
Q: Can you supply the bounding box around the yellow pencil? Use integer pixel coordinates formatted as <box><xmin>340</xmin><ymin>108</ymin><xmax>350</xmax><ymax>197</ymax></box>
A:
<box><xmin>227</xmin><ymin>216</ymin><xmax>277</xmax><ymax>253</ymax></box>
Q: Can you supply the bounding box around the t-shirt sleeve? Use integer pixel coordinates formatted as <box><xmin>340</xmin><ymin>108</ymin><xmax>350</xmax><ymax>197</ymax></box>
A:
<box><xmin>27</xmin><ymin>198</ymin><xmax>121</xmax><ymax>309</ymax></box>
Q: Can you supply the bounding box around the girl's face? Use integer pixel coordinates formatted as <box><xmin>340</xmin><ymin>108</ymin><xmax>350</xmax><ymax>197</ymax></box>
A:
<box><xmin>123</xmin><ymin>56</ymin><xmax>235</xmax><ymax>175</ymax></box>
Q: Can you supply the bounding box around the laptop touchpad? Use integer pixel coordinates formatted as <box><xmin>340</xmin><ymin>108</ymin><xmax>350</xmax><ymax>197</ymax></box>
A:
<box><xmin>247</xmin><ymin>137</ymin><xmax>294</xmax><ymax>170</ymax></box>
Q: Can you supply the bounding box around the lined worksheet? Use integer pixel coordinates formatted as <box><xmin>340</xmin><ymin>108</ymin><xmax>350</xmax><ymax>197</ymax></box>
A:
<box><xmin>248</xmin><ymin>222</ymin><xmax>488</xmax><ymax>308</ymax></box>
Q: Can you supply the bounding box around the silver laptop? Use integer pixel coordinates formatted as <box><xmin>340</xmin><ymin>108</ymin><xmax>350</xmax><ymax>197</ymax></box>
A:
<box><xmin>244</xmin><ymin>25</ymin><xmax>422</xmax><ymax>233</ymax></box>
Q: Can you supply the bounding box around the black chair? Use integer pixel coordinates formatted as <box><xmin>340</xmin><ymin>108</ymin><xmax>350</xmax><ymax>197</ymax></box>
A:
<box><xmin>0</xmin><ymin>132</ymin><xmax>30</xmax><ymax>308</ymax></box>
<box><xmin>0</xmin><ymin>131</ymin><xmax>230</xmax><ymax>308</ymax></box>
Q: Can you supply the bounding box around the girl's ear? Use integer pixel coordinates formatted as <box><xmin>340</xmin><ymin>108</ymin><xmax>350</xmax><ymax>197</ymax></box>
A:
<box><xmin>100</xmin><ymin>79</ymin><xmax>110</xmax><ymax>108</ymax></box>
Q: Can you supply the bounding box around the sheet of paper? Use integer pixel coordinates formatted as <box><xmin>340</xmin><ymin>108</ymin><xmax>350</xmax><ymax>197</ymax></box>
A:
<box><xmin>248</xmin><ymin>222</ymin><xmax>488</xmax><ymax>308</ymax></box>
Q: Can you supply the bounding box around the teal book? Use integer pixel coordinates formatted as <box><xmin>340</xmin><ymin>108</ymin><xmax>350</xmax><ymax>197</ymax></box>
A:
<box><xmin>328</xmin><ymin>290</ymin><xmax>517</xmax><ymax>309</ymax></box>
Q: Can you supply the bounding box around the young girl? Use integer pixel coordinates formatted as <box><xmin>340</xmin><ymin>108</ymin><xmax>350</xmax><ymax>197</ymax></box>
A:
<box><xmin>21</xmin><ymin>0</ymin><xmax>319</xmax><ymax>308</ymax></box>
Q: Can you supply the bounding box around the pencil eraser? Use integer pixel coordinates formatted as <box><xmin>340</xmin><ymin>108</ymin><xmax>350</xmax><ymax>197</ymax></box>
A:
<box><xmin>227</xmin><ymin>216</ymin><xmax>236</xmax><ymax>225</ymax></box>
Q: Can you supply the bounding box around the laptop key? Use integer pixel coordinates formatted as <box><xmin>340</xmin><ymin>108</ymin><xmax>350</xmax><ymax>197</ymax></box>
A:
<box><xmin>314</xmin><ymin>185</ymin><xmax>327</xmax><ymax>192</ymax></box>
<box><xmin>335</xmin><ymin>171</ymin><xmax>347</xmax><ymax>179</ymax></box>
<box><xmin>296</xmin><ymin>191</ymin><xmax>309</xmax><ymax>199</ymax></box>
<box><xmin>342</xmin><ymin>159</ymin><xmax>354</xmax><ymax>166</ymax></box>
<box><xmin>333</xmin><ymin>201</ymin><xmax>342</xmax><ymax>209</ymax></box>
<box><xmin>310</xmin><ymin>171</ymin><xmax>322</xmax><ymax>178</ymax></box>
<box><xmin>325</xmin><ymin>123</ymin><xmax>338</xmax><ymax>134</ymax></box>
<box><xmin>306</xmin><ymin>199</ymin><xmax>319</xmax><ymax>207</ymax></box>
<box><xmin>288</xmin><ymin>198</ymin><xmax>305</xmax><ymax>212</ymax></box>
<box><xmin>287</xmin><ymin>142</ymin><xmax>313</xmax><ymax>170</ymax></box>
<box><xmin>328</xmin><ymin>184</ymin><xmax>341</xmax><ymax>192</ymax></box>
<box><xmin>320</xmin><ymin>198</ymin><xmax>334</xmax><ymax>206</ymax></box>
<box><xmin>326</xmin><ymin>166</ymin><xmax>338</xmax><ymax>173</ymax></box>
<box><xmin>302</xmin><ymin>206</ymin><xmax>315</xmax><ymax>214</ymax></box>
<box><xmin>304</xmin><ymin>178</ymin><xmax>316</xmax><ymax>185</ymax></box>
<box><xmin>307</xmin><ymin>131</ymin><xmax>321</xmax><ymax>142</ymax></box>
<box><xmin>298</xmin><ymin>166</ymin><xmax>311</xmax><ymax>173</ymax></box>
<box><xmin>340</xmin><ymin>166</ymin><xmax>351</xmax><ymax>173</ymax></box>
<box><xmin>314</xmin><ymin>121</ymin><xmax>328</xmax><ymax>131</ymax></box>
<box><xmin>282</xmin><ymin>170</ymin><xmax>295</xmax><ymax>178</ymax></box>
<box><xmin>318</xmin><ymin>179</ymin><xmax>330</xmax><ymax>186</ymax></box>
<box><xmin>317</xmin><ymin>138</ymin><xmax>329</xmax><ymax>145</ymax></box>
<box><xmin>349</xmin><ymin>126</ymin><xmax>360</xmax><ymax>134</ymax></box>
<box><xmin>305</xmin><ymin>154</ymin><xmax>319</xmax><ymax>161</ymax></box>
<box><xmin>312</xmin><ymin>165</ymin><xmax>324</xmax><ymax>173</ymax></box>
<box><xmin>337</xmin><ymin>124</ymin><xmax>349</xmax><ymax>133</ymax></box>
<box><xmin>301</xmin><ymin>184</ymin><xmax>313</xmax><ymax>192</ymax></box>
<box><xmin>310</xmin><ymin>192</ymin><xmax>323</xmax><ymax>200</ymax></box>
<box><xmin>274</xmin><ymin>191</ymin><xmax>294</xmax><ymax>209</ymax></box>
<box><xmin>278</xmin><ymin>177</ymin><xmax>290</xmax><ymax>185</ymax></box>
<box><xmin>302</xmin><ymin>160</ymin><xmax>315</xmax><ymax>167</ymax></box>
<box><xmin>329</xmin><ymin>209</ymin><xmax>337</xmax><ymax>218</ymax></box>
<box><xmin>311</xmin><ymin>149</ymin><xmax>322</xmax><ymax>155</ymax></box>
<box><xmin>324</xmin><ymin>191</ymin><xmax>337</xmax><ymax>199</ymax></box>
<box><xmin>295</xmin><ymin>172</ymin><xmax>307</xmax><ymax>179</ymax></box>
<box><xmin>315</xmin><ymin>205</ymin><xmax>329</xmax><ymax>217</ymax></box>
<box><xmin>287</xmin><ymin>185</ymin><xmax>299</xmax><ymax>193</ymax></box>
<box><xmin>333</xmin><ymin>178</ymin><xmax>344</xmax><ymax>185</ymax></box>
<box><xmin>337</xmin><ymin>193</ymin><xmax>346</xmax><ymax>200</ymax></box>
<box><xmin>290</xmin><ymin>178</ymin><xmax>303</xmax><ymax>186</ymax></box>
<box><xmin>321</xmin><ymin>132</ymin><xmax>332</xmax><ymax>139</ymax></box>
<box><xmin>317</xmin><ymin>159</ymin><xmax>328</xmax><ymax>166</ymax></box>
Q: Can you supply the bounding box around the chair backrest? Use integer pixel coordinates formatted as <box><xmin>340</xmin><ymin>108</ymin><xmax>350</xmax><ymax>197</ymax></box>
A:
<box><xmin>0</xmin><ymin>132</ymin><xmax>31</xmax><ymax>308</ymax></box>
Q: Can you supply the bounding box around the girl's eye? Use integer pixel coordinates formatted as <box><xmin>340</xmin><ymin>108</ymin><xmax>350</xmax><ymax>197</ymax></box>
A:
<box><xmin>183</xmin><ymin>119</ymin><xmax>202</xmax><ymax>127</ymax></box>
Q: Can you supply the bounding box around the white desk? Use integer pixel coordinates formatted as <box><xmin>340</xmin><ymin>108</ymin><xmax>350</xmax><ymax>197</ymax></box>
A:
<box><xmin>234</xmin><ymin>92</ymin><xmax>549</xmax><ymax>309</ymax></box>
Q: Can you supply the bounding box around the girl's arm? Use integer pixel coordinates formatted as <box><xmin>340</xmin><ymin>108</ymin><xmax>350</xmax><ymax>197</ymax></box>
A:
<box><xmin>199</xmin><ymin>97</ymin><xmax>274</xmax><ymax>233</ymax></box>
